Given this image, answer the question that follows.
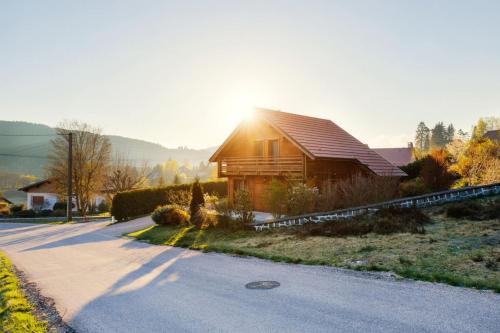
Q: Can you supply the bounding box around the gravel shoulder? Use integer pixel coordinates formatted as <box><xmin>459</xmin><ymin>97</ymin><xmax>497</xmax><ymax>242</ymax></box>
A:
<box><xmin>14</xmin><ymin>265</ymin><xmax>75</xmax><ymax>333</ymax></box>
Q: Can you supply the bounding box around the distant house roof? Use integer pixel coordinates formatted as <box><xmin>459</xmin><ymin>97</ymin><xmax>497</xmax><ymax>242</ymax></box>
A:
<box><xmin>0</xmin><ymin>196</ymin><xmax>13</xmax><ymax>205</ymax></box>
<box><xmin>210</xmin><ymin>109</ymin><xmax>406</xmax><ymax>177</ymax></box>
<box><xmin>18</xmin><ymin>179</ymin><xmax>52</xmax><ymax>192</ymax></box>
<box><xmin>483</xmin><ymin>130</ymin><xmax>499</xmax><ymax>141</ymax></box>
<box><xmin>372</xmin><ymin>147</ymin><xmax>414</xmax><ymax>167</ymax></box>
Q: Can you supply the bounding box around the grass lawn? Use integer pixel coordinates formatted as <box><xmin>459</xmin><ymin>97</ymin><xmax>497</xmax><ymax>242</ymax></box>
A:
<box><xmin>0</xmin><ymin>251</ymin><xmax>46</xmax><ymax>333</ymax></box>
<box><xmin>127</xmin><ymin>204</ymin><xmax>500</xmax><ymax>293</ymax></box>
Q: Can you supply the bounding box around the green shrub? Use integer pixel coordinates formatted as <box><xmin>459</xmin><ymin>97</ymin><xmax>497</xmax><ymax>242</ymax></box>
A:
<box><xmin>10</xmin><ymin>204</ymin><xmax>24</xmax><ymax>214</ymax></box>
<box><xmin>151</xmin><ymin>205</ymin><xmax>190</xmax><ymax>226</ymax></box>
<box><xmin>39</xmin><ymin>209</ymin><xmax>52</xmax><ymax>217</ymax></box>
<box><xmin>287</xmin><ymin>183</ymin><xmax>319</xmax><ymax>215</ymax></box>
<box><xmin>400</xmin><ymin>159</ymin><xmax>425</xmax><ymax>180</ymax></box>
<box><xmin>111</xmin><ymin>180</ymin><xmax>226</xmax><ymax>220</ymax></box>
<box><xmin>52</xmin><ymin>202</ymin><xmax>67</xmax><ymax>211</ymax></box>
<box><xmin>214</xmin><ymin>198</ymin><xmax>232</xmax><ymax>217</ymax></box>
<box><xmin>233</xmin><ymin>188</ymin><xmax>254</xmax><ymax>224</ymax></box>
<box><xmin>263</xmin><ymin>178</ymin><xmax>288</xmax><ymax>218</ymax></box>
<box><xmin>203</xmin><ymin>193</ymin><xmax>219</xmax><ymax>210</ymax></box>
<box><xmin>399</xmin><ymin>177</ymin><xmax>430</xmax><ymax>197</ymax></box>
<box><xmin>190</xmin><ymin>178</ymin><xmax>205</xmax><ymax>217</ymax></box>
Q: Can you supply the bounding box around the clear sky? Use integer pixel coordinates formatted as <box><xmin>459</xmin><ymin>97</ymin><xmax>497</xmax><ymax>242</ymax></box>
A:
<box><xmin>1</xmin><ymin>0</ymin><xmax>499</xmax><ymax>149</ymax></box>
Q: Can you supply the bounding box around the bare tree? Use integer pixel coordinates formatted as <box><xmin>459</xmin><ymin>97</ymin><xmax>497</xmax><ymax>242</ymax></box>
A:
<box><xmin>104</xmin><ymin>154</ymin><xmax>150</xmax><ymax>197</ymax></box>
<box><xmin>47</xmin><ymin>120</ymin><xmax>111</xmax><ymax>215</ymax></box>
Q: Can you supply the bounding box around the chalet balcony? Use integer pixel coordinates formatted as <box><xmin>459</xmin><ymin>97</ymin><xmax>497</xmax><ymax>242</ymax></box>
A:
<box><xmin>218</xmin><ymin>156</ymin><xmax>304</xmax><ymax>177</ymax></box>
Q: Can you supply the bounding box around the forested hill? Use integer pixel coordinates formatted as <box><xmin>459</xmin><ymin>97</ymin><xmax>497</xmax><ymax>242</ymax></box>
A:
<box><xmin>0</xmin><ymin>120</ymin><xmax>216</xmax><ymax>177</ymax></box>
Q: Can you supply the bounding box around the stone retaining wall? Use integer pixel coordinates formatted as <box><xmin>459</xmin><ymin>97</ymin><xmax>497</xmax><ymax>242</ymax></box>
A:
<box><xmin>253</xmin><ymin>182</ymin><xmax>500</xmax><ymax>231</ymax></box>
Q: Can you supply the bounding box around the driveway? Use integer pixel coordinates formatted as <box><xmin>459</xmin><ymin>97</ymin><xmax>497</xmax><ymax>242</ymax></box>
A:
<box><xmin>0</xmin><ymin>218</ymin><xmax>499</xmax><ymax>333</ymax></box>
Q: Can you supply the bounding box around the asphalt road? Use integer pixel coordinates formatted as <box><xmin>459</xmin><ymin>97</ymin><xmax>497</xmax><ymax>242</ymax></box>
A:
<box><xmin>1</xmin><ymin>218</ymin><xmax>499</xmax><ymax>333</ymax></box>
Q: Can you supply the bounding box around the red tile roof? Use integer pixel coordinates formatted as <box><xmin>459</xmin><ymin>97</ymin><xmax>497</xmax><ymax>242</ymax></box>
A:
<box><xmin>372</xmin><ymin>147</ymin><xmax>414</xmax><ymax>167</ymax></box>
<box><xmin>255</xmin><ymin>109</ymin><xmax>406</xmax><ymax>176</ymax></box>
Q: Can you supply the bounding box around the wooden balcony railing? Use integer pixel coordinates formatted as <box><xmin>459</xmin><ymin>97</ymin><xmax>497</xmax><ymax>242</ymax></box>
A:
<box><xmin>219</xmin><ymin>156</ymin><xmax>304</xmax><ymax>177</ymax></box>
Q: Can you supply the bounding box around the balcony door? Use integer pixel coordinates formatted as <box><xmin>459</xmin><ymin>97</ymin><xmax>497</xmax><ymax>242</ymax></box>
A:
<box><xmin>254</xmin><ymin>140</ymin><xmax>264</xmax><ymax>157</ymax></box>
<box><xmin>268</xmin><ymin>139</ymin><xmax>279</xmax><ymax>158</ymax></box>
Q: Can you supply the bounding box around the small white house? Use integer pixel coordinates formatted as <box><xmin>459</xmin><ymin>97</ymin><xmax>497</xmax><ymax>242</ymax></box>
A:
<box><xmin>19</xmin><ymin>179</ymin><xmax>106</xmax><ymax>211</ymax></box>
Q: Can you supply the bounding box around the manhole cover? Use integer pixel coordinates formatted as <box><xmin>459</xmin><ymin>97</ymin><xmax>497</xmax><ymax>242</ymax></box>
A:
<box><xmin>245</xmin><ymin>281</ymin><xmax>280</xmax><ymax>289</ymax></box>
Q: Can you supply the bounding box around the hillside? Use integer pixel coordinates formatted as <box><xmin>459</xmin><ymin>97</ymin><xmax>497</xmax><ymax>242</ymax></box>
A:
<box><xmin>0</xmin><ymin>121</ymin><xmax>216</xmax><ymax>178</ymax></box>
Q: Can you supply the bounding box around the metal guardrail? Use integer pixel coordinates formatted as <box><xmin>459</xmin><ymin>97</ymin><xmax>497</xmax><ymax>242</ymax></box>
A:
<box><xmin>252</xmin><ymin>182</ymin><xmax>500</xmax><ymax>231</ymax></box>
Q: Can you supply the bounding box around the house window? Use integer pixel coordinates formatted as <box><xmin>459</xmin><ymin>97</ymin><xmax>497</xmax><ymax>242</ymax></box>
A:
<box><xmin>254</xmin><ymin>140</ymin><xmax>264</xmax><ymax>157</ymax></box>
<box><xmin>268</xmin><ymin>139</ymin><xmax>279</xmax><ymax>158</ymax></box>
<box><xmin>32</xmin><ymin>195</ymin><xmax>44</xmax><ymax>208</ymax></box>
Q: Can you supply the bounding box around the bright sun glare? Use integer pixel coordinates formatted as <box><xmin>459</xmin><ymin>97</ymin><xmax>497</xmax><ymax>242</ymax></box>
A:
<box><xmin>226</xmin><ymin>93</ymin><xmax>258</xmax><ymax>124</ymax></box>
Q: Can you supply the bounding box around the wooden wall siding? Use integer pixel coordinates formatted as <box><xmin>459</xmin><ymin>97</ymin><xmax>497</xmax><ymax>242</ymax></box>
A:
<box><xmin>217</xmin><ymin>119</ymin><xmax>305</xmax><ymax>178</ymax></box>
<box><xmin>305</xmin><ymin>159</ymin><xmax>367</xmax><ymax>180</ymax></box>
<box><xmin>228</xmin><ymin>176</ymin><xmax>278</xmax><ymax>211</ymax></box>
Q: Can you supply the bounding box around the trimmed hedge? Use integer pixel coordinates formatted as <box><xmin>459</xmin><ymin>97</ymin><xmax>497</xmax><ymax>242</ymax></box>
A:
<box><xmin>111</xmin><ymin>181</ymin><xmax>227</xmax><ymax>221</ymax></box>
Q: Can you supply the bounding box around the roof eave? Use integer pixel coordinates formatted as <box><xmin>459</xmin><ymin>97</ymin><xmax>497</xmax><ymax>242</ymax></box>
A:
<box><xmin>209</xmin><ymin>121</ymin><xmax>247</xmax><ymax>162</ymax></box>
<box><xmin>17</xmin><ymin>179</ymin><xmax>51</xmax><ymax>192</ymax></box>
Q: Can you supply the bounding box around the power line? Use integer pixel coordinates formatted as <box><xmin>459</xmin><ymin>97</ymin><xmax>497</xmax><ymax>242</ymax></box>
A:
<box><xmin>0</xmin><ymin>153</ymin><xmax>48</xmax><ymax>159</ymax></box>
<box><xmin>1</xmin><ymin>142</ymin><xmax>50</xmax><ymax>155</ymax></box>
<box><xmin>0</xmin><ymin>134</ymin><xmax>59</xmax><ymax>137</ymax></box>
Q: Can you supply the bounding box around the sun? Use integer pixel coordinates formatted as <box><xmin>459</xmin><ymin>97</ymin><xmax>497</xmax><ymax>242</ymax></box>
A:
<box><xmin>225</xmin><ymin>93</ymin><xmax>257</xmax><ymax>123</ymax></box>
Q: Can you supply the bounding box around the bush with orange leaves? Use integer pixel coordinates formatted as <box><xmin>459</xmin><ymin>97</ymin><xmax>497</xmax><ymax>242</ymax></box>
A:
<box><xmin>420</xmin><ymin>149</ymin><xmax>456</xmax><ymax>191</ymax></box>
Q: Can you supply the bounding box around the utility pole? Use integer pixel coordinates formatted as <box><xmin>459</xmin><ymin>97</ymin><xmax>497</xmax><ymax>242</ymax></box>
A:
<box><xmin>67</xmin><ymin>132</ymin><xmax>73</xmax><ymax>222</ymax></box>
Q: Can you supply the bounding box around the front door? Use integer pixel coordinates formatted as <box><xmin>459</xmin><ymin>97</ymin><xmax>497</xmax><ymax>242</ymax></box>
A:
<box><xmin>252</xmin><ymin>178</ymin><xmax>268</xmax><ymax>211</ymax></box>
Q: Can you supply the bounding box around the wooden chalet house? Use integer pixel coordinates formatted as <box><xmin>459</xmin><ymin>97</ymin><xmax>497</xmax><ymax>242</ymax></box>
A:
<box><xmin>209</xmin><ymin>109</ymin><xmax>406</xmax><ymax>211</ymax></box>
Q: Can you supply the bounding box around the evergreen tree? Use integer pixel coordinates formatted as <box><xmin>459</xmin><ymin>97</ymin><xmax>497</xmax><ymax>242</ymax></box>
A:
<box><xmin>173</xmin><ymin>174</ymin><xmax>181</xmax><ymax>185</ymax></box>
<box><xmin>415</xmin><ymin>122</ymin><xmax>430</xmax><ymax>151</ymax></box>
<box><xmin>430</xmin><ymin>122</ymin><xmax>447</xmax><ymax>148</ymax></box>
<box><xmin>446</xmin><ymin>124</ymin><xmax>455</xmax><ymax>143</ymax></box>
<box><xmin>189</xmin><ymin>178</ymin><xmax>205</xmax><ymax>216</ymax></box>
